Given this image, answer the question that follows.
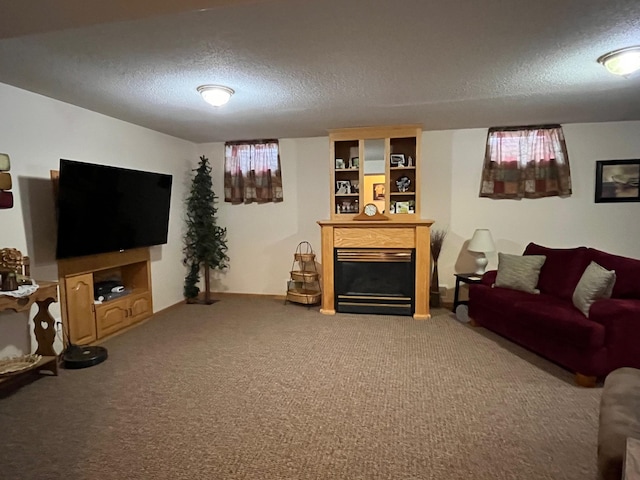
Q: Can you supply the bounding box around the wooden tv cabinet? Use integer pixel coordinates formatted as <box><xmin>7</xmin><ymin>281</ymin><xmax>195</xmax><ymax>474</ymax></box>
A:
<box><xmin>57</xmin><ymin>248</ymin><xmax>153</xmax><ymax>345</ymax></box>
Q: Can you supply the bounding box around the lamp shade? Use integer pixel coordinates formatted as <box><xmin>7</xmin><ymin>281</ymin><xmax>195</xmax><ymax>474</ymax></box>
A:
<box><xmin>468</xmin><ymin>229</ymin><xmax>495</xmax><ymax>253</ymax></box>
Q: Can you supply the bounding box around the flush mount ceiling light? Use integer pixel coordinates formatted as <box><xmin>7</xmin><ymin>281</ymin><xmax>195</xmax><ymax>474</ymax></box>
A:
<box><xmin>197</xmin><ymin>85</ymin><xmax>234</xmax><ymax>107</ymax></box>
<box><xmin>597</xmin><ymin>46</ymin><xmax>640</xmax><ymax>77</ymax></box>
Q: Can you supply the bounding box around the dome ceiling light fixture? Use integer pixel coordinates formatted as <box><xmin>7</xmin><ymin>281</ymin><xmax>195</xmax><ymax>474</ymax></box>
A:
<box><xmin>597</xmin><ymin>46</ymin><xmax>640</xmax><ymax>77</ymax></box>
<box><xmin>197</xmin><ymin>85</ymin><xmax>234</xmax><ymax>107</ymax></box>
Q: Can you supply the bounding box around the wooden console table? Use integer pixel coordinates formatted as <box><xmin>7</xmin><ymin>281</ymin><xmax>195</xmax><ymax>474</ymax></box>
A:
<box><xmin>0</xmin><ymin>281</ymin><xmax>59</xmax><ymax>390</ymax></box>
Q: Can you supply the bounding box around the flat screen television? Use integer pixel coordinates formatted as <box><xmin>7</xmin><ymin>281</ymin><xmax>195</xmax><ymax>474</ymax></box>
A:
<box><xmin>56</xmin><ymin>159</ymin><xmax>173</xmax><ymax>260</ymax></box>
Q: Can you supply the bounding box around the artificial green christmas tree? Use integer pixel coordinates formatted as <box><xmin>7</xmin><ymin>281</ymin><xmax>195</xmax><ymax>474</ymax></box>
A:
<box><xmin>183</xmin><ymin>155</ymin><xmax>229</xmax><ymax>304</ymax></box>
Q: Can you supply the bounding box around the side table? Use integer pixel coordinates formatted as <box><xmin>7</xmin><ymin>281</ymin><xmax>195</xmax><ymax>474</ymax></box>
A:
<box><xmin>453</xmin><ymin>273</ymin><xmax>483</xmax><ymax>312</ymax></box>
<box><xmin>0</xmin><ymin>281</ymin><xmax>59</xmax><ymax>392</ymax></box>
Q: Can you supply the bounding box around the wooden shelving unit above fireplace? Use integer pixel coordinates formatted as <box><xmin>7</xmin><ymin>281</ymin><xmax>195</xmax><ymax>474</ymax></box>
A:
<box><xmin>329</xmin><ymin>124</ymin><xmax>422</xmax><ymax>221</ymax></box>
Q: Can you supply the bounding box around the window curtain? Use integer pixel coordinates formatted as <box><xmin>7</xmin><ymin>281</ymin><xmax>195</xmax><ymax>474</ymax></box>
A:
<box><xmin>479</xmin><ymin>125</ymin><xmax>572</xmax><ymax>199</ymax></box>
<box><xmin>224</xmin><ymin>140</ymin><xmax>283</xmax><ymax>204</ymax></box>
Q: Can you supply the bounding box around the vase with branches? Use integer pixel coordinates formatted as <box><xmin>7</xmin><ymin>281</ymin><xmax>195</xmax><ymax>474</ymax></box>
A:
<box><xmin>430</xmin><ymin>228</ymin><xmax>447</xmax><ymax>308</ymax></box>
<box><xmin>183</xmin><ymin>155</ymin><xmax>229</xmax><ymax>304</ymax></box>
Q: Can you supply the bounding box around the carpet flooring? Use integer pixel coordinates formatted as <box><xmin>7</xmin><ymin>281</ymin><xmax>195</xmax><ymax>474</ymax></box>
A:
<box><xmin>0</xmin><ymin>296</ymin><xmax>601</xmax><ymax>479</ymax></box>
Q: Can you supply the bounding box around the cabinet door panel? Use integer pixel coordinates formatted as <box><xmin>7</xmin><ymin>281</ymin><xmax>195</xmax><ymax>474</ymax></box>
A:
<box><xmin>95</xmin><ymin>299</ymin><xmax>129</xmax><ymax>339</ymax></box>
<box><xmin>129</xmin><ymin>293</ymin><xmax>152</xmax><ymax>324</ymax></box>
<box><xmin>65</xmin><ymin>273</ymin><xmax>96</xmax><ymax>345</ymax></box>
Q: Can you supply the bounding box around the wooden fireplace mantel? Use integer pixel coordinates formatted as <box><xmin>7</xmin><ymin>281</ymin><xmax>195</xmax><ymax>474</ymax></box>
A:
<box><xmin>317</xmin><ymin>219</ymin><xmax>434</xmax><ymax>319</ymax></box>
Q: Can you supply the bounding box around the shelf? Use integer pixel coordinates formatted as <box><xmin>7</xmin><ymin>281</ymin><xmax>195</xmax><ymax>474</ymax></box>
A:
<box><xmin>329</xmin><ymin>125</ymin><xmax>421</xmax><ymax>220</ymax></box>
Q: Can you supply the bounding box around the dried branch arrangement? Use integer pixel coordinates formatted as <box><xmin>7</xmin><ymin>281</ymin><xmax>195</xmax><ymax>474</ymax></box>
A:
<box><xmin>430</xmin><ymin>228</ymin><xmax>448</xmax><ymax>261</ymax></box>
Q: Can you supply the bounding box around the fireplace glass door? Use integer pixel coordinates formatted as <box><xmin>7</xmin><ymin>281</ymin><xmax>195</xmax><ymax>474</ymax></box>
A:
<box><xmin>334</xmin><ymin>248</ymin><xmax>415</xmax><ymax>315</ymax></box>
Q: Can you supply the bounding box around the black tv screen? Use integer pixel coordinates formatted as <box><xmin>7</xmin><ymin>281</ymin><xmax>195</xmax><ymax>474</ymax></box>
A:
<box><xmin>56</xmin><ymin>159</ymin><xmax>173</xmax><ymax>259</ymax></box>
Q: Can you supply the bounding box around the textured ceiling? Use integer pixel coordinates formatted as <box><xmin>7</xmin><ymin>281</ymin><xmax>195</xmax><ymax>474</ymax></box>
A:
<box><xmin>1</xmin><ymin>0</ymin><xmax>639</xmax><ymax>143</ymax></box>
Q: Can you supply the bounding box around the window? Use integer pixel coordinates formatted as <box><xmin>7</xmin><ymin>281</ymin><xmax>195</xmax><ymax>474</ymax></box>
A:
<box><xmin>479</xmin><ymin>125</ymin><xmax>571</xmax><ymax>199</ymax></box>
<box><xmin>224</xmin><ymin>139</ymin><xmax>283</xmax><ymax>204</ymax></box>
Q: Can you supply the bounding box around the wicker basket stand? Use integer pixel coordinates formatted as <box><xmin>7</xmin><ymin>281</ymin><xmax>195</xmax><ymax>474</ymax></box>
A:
<box><xmin>286</xmin><ymin>241</ymin><xmax>321</xmax><ymax>305</ymax></box>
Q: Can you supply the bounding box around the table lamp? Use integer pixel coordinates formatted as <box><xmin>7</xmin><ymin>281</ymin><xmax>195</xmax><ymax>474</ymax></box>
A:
<box><xmin>468</xmin><ymin>229</ymin><xmax>495</xmax><ymax>275</ymax></box>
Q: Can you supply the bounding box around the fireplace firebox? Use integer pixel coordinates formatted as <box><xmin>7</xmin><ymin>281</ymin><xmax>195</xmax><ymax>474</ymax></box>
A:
<box><xmin>334</xmin><ymin>248</ymin><xmax>415</xmax><ymax>315</ymax></box>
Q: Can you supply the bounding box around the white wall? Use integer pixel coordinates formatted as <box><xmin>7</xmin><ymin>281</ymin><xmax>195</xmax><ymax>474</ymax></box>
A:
<box><xmin>0</xmin><ymin>83</ymin><xmax>196</xmax><ymax>357</ymax></box>
<box><xmin>422</xmin><ymin>121</ymin><xmax>640</xmax><ymax>300</ymax></box>
<box><xmin>199</xmin><ymin>137</ymin><xmax>329</xmax><ymax>295</ymax></box>
<box><xmin>200</xmin><ymin>121</ymin><xmax>640</xmax><ymax>301</ymax></box>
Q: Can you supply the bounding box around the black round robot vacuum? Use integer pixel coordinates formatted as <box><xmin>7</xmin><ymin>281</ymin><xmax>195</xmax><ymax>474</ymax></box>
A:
<box><xmin>62</xmin><ymin>345</ymin><xmax>108</xmax><ymax>369</ymax></box>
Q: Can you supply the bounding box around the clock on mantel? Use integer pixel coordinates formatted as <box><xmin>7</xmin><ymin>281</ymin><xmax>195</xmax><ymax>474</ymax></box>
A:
<box><xmin>353</xmin><ymin>203</ymin><xmax>389</xmax><ymax>221</ymax></box>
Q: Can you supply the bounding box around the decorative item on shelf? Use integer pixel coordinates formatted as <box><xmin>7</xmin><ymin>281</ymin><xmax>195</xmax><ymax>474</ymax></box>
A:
<box><xmin>1</xmin><ymin>271</ymin><xmax>18</xmax><ymax>291</ymax></box>
<box><xmin>336</xmin><ymin>180</ymin><xmax>351</xmax><ymax>194</ymax></box>
<box><xmin>373</xmin><ymin>183</ymin><xmax>385</xmax><ymax>200</ymax></box>
<box><xmin>350</xmin><ymin>180</ymin><xmax>359</xmax><ymax>194</ymax></box>
<box><xmin>335</xmin><ymin>158</ymin><xmax>345</xmax><ymax>169</ymax></box>
<box><xmin>396</xmin><ymin>175</ymin><xmax>411</xmax><ymax>192</ymax></box>
<box><xmin>353</xmin><ymin>203</ymin><xmax>389</xmax><ymax>221</ymax></box>
<box><xmin>286</xmin><ymin>241</ymin><xmax>321</xmax><ymax>306</ymax></box>
<box><xmin>394</xmin><ymin>201</ymin><xmax>410</xmax><ymax>214</ymax></box>
<box><xmin>350</xmin><ymin>157</ymin><xmax>359</xmax><ymax>169</ymax></box>
<box><xmin>430</xmin><ymin>228</ymin><xmax>448</xmax><ymax>308</ymax></box>
<box><xmin>0</xmin><ymin>354</ymin><xmax>42</xmax><ymax>376</ymax></box>
<box><xmin>0</xmin><ymin>247</ymin><xmax>30</xmax><ymax>288</ymax></box>
<box><xmin>467</xmin><ymin>228</ymin><xmax>495</xmax><ymax>275</ymax></box>
<box><xmin>407</xmin><ymin>156</ymin><xmax>414</xmax><ymax>167</ymax></box>
<box><xmin>390</xmin><ymin>154</ymin><xmax>405</xmax><ymax>167</ymax></box>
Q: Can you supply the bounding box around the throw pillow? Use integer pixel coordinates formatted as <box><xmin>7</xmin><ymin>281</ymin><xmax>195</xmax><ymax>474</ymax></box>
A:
<box><xmin>494</xmin><ymin>253</ymin><xmax>546</xmax><ymax>294</ymax></box>
<box><xmin>572</xmin><ymin>261</ymin><xmax>616</xmax><ymax>318</ymax></box>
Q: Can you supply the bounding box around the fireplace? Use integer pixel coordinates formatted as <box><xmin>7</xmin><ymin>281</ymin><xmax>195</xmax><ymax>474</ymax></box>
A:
<box><xmin>334</xmin><ymin>248</ymin><xmax>415</xmax><ymax>315</ymax></box>
<box><xmin>317</xmin><ymin>220</ymin><xmax>433</xmax><ymax>319</ymax></box>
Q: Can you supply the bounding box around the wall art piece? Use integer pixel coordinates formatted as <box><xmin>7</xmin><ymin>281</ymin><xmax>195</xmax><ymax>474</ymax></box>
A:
<box><xmin>595</xmin><ymin>159</ymin><xmax>640</xmax><ymax>203</ymax></box>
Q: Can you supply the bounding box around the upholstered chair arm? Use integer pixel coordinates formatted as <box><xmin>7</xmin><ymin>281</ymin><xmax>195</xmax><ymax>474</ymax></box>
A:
<box><xmin>590</xmin><ymin>299</ymin><xmax>640</xmax><ymax>369</ymax></box>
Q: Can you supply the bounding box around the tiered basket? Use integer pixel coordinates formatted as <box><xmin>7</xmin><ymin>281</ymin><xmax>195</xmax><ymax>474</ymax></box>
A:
<box><xmin>286</xmin><ymin>241</ymin><xmax>321</xmax><ymax>305</ymax></box>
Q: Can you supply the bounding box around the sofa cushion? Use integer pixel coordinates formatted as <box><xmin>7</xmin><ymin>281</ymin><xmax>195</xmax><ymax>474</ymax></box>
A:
<box><xmin>494</xmin><ymin>252</ymin><xmax>546</xmax><ymax>294</ymax></box>
<box><xmin>589</xmin><ymin>248</ymin><xmax>640</xmax><ymax>300</ymax></box>
<box><xmin>524</xmin><ymin>243</ymin><xmax>591</xmax><ymax>300</ymax></box>
<box><xmin>514</xmin><ymin>296</ymin><xmax>606</xmax><ymax>349</ymax></box>
<box><xmin>573</xmin><ymin>261</ymin><xmax>617</xmax><ymax>317</ymax></box>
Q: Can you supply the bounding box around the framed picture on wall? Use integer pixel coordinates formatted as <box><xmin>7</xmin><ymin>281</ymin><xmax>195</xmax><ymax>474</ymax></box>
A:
<box><xmin>595</xmin><ymin>159</ymin><xmax>640</xmax><ymax>203</ymax></box>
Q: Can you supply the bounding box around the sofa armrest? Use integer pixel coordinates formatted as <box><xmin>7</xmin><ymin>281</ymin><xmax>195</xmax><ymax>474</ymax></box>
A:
<box><xmin>481</xmin><ymin>270</ymin><xmax>497</xmax><ymax>286</ymax></box>
<box><xmin>590</xmin><ymin>299</ymin><xmax>640</xmax><ymax>369</ymax></box>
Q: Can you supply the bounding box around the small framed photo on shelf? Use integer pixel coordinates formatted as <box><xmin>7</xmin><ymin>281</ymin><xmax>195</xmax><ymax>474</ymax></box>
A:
<box><xmin>394</xmin><ymin>201</ymin><xmax>410</xmax><ymax>214</ymax></box>
<box><xmin>335</xmin><ymin>158</ymin><xmax>345</xmax><ymax>169</ymax></box>
<box><xmin>595</xmin><ymin>159</ymin><xmax>640</xmax><ymax>203</ymax></box>
<box><xmin>390</xmin><ymin>154</ymin><xmax>405</xmax><ymax>167</ymax></box>
<box><xmin>373</xmin><ymin>183</ymin><xmax>385</xmax><ymax>200</ymax></box>
<box><xmin>350</xmin><ymin>157</ymin><xmax>359</xmax><ymax>169</ymax></box>
<box><xmin>336</xmin><ymin>180</ymin><xmax>351</xmax><ymax>195</ymax></box>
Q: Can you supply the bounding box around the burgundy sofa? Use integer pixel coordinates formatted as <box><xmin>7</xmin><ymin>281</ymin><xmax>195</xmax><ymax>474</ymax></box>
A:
<box><xmin>468</xmin><ymin>243</ymin><xmax>640</xmax><ymax>386</ymax></box>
